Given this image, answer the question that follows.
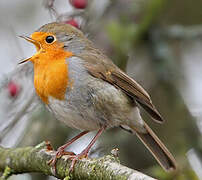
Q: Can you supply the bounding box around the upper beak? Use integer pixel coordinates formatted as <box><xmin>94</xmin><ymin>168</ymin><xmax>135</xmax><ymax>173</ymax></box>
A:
<box><xmin>19</xmin><ymin>35</ymin><xmax>41</xmax><ymax>50</ymax></box>
<box><xmin>18</xmin><ymin>36</ymin><xmax>41</xmax><ymax>64</ymax></box>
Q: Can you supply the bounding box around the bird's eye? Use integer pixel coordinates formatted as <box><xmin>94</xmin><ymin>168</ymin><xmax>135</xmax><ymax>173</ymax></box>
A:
<box><xmin>45</xmin><ymin>35</ymin><xmax>55</xmax><ymax>44</ymax></box>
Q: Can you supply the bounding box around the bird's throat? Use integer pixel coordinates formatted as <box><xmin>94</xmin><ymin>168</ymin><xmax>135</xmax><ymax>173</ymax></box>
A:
<box><xmin>33</xmin><ymin>51</ymin><xmax>72</xmax><ymax>104</ymax></box>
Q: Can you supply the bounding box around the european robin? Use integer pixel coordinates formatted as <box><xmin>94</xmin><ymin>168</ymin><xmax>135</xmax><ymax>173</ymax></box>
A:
<box><xmin>19</xmin><ymin>22</ymin><xmax>177</xmax><ymax>172</ymax></box>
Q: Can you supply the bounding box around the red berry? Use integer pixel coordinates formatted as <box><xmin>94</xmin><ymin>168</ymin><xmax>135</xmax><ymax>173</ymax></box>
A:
<box><xmin>65</xmin><ymin>19</ymin><xmax>79</xmax><ymax>28</ymax></box>
<box><xmin>7</xmin><ymin>81</ymin><xmax>20</xmax><ymax>97</ymax></box>
<box><xmin>70</xmin><ymin>0</ymin><xmax>88</xmax><ymax>9</ymax></box>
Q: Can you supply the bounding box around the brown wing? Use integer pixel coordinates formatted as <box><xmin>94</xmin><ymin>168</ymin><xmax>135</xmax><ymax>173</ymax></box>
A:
<box><xmin>109</xmin><ymin>70</ymin><xmax>163</xmax><ymax>122</ymax></box>
<box><xmin>78</xmin><ymin>52</ymin><xmax>164</xmax><ymax>123</ymax></box>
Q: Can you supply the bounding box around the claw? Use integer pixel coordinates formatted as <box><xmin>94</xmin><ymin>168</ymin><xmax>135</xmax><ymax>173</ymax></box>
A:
<box><xmin>69</xmin><ymin>150</ymin><xmax>89</xmax><ymax>172</ymax></box>
<box><xmin>48</xmin><ymin>149</ymin><xmax>76</xmax><ymax>175</ymax></box>
<box><xmin>45</xmin><ymin>140</ymin><xmax>54</xmax><ymax>151</ymax></box>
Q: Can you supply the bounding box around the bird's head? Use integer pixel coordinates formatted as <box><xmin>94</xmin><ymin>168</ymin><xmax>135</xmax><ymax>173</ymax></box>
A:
<box><xmin>19</xmin><ymin>22</ymin><xmax>91</xmax><ymax>64</ymax></box>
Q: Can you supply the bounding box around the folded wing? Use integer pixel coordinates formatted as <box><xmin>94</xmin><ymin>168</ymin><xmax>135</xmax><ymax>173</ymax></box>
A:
<box><xmin>79</xmin><ymin>52</ymin><xmax>164</xmax><ymax>123</ymax></box>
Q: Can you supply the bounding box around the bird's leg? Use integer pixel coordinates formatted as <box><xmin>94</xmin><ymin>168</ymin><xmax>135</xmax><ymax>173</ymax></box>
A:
<box><xmin>69</xmin><ymin>125</ymin><xmax>106</xmax><ymax>172</ymax></box>
<box><xmin>48</xmin><ymin>130</ymin><xmax>89</xmax><ymax>173</ymax></box>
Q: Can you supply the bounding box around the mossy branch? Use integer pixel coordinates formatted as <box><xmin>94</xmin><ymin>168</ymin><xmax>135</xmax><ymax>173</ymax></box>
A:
<box><xmin>0</xmin><ymin>142</ymin><xmax>156</xmax><ymax>180</ymax></box>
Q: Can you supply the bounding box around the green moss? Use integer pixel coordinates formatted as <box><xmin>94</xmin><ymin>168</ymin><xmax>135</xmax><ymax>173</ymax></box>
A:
<box><xmin>64</xmin><ymin>175</ymin><xmax>71</xmax><ymax>180</ymax></box>
<box><xmin>1</xmin><ymin>166</ymin><xmax>13</xmax><ymax>180</ymax></box>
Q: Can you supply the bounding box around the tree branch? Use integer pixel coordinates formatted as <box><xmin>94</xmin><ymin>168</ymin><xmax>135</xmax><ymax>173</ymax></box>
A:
<box><xmin>0</xmin><ymin>142</ymin><xmax>156</xmax><ymax>180</ymax></box>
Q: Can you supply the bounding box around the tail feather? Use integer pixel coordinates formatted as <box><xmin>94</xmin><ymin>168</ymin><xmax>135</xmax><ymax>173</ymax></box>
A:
<box><xmin>129</xmin><ymin>122</ymin><xmax>177</xmax><ymax>171</ymax></box>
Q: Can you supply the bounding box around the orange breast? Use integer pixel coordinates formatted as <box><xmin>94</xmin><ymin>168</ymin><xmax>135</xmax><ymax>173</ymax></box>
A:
<box><xmin>33</xmin><ymin>50</ymin><xmax>72</xmax><ymax>104</ymax></box>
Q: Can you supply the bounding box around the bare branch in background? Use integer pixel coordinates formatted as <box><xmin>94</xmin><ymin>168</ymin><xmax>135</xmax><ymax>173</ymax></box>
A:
<box><xmin>161</xmin><ymin>25</ymin><xmax>202</xmax><ymax>40</ymax></box>
<box><xmin>0</xmin><ymin>63</ymin><xmax>38</xmax><ymax>146</ymax></box>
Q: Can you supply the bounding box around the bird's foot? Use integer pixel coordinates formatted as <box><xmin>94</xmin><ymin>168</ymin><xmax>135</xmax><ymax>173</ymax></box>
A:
<box><xmin>48</xmin><ymin>146</ymin><xmax>75</xmax><ymax>175</ymax></box>
<box><xmin>69</xmin><ymin>149</ymin><xmax>89</xmax><ymax>172</ymax></box>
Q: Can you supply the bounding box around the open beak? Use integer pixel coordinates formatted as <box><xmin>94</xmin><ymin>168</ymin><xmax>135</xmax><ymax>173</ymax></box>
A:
<box><xmin>18</xmin><ymin>36</ymin><xmax>41</xmax><ymax>64</ymax></box>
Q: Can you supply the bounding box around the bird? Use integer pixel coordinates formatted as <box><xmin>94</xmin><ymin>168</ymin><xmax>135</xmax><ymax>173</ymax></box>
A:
<box><xmin>19</xmin><ymin>22</ymin><xmax>177</xmax><ymax>172</ymax></box>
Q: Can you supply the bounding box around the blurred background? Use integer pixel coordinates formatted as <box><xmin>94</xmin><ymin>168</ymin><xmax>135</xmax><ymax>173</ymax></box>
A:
<box><xmin>0</xmin><ymin>0</ymin><xmax>202</xmax><ymax>179</ymax></box>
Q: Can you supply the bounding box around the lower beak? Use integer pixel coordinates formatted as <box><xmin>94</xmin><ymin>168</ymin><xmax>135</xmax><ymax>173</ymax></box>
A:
<box><xmin>18</xmin><ymin>57</ymin><xmax>31</xmax><ymax>64</ymax></box>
